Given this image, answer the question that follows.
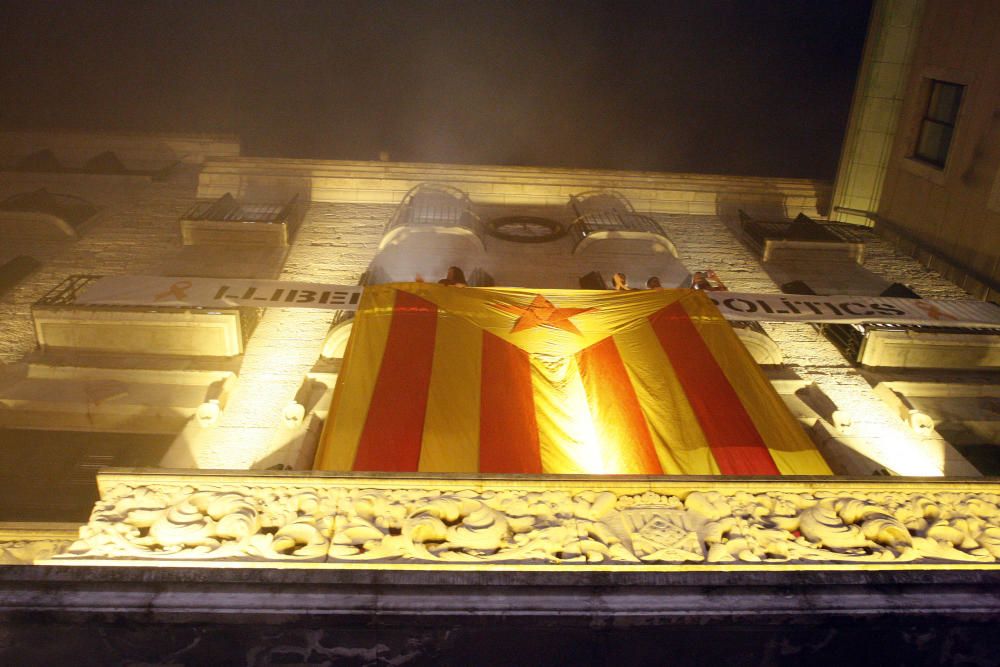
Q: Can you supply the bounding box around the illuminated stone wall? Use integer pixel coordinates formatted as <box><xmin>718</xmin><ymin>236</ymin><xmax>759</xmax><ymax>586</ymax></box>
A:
<box><xmin>0</xmin><ymin>130</ymin><xmax>991</xmax><ymax>483</ymax></box>
<box><xmin>166</xmin><ymin>202</ymin><xmax>393</xmax><ymax>469</ymax></box>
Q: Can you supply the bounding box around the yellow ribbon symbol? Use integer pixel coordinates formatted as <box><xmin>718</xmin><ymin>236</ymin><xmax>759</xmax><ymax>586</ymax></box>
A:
<box><xmin>914</xmin><ymin>300</ymin><xmax>957</xmax><ymax>321</ymax></box>
<box><xmin>155</xmin><ymin>280</ymin><xmax>192</xmax><ymax>302</ymax></box>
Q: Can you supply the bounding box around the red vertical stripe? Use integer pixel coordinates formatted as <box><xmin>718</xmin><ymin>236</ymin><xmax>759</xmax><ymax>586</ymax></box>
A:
<box><xmin>353</xmin><ymin>290</ymin><xmax>438</xmax><ymax>471</ymax></box>
<box><xmin>479</xmin><ymin>331</ymin><xmax>542</xmax><ymax>473</ymax></box>
<box><xmin>577</xmin><ymin>337</ymin><xmax>663</xmax><ymax>474</ymax></box>
<box><xmin>649</xmin><ymin>302</ymin><xmax>780</xmax><ymax>475</ymax></box>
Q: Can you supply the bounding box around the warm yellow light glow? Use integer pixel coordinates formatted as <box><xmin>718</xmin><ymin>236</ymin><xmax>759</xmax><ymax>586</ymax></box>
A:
<box><xmin>531</xmin><ymin>354</ymin><xmax>607</xmax><ymax>474</ymax></box>
<box><xmin>831</xmin><ymin>415</ymin><xmax>947</xmax><ymax>476</ymax></box>
<box><xmin>530</xmin><ymin>353</ymin><xmax>632</xmax><ymax>475</ymax></box>
<box><xmin>810</xmin><ymin>379</ymin><xmax>948</xmax><ymax>477</ymax></box>
<box><xmin>160</xmin><ymin>309</ymin><xmax>335</xmax><ymax>470</ymax></box>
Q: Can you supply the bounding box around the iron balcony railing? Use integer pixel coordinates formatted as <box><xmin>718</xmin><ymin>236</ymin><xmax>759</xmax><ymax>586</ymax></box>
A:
<box><xmin>821</xmin><ymin>321</ymin><xmax>1000</xmax><ymax>363</ymax></box>
<box><xmin>729</xmin><ymin>319</ymin><xmax>769</xmax><ymax>337</ymax></box>
<box><xmin>568</xmin><ymin>209</ymin><xmax>671</xmax><ymax>249</ymax></box>
<box><xmin>34</xmin><ymin>274</ymin><xmax>104</xmax><ymax>306</ymax></box>
<box><xmin>740</xmin><ymin>211</ymin><xmax>864</xmax><ymax>255</ymax></box>
<box><xmin>569</xmin><ymin>190</ymin><xmax>635</xmax><ymax>217</ymax></box>
<box><xmin>384</xmin><ymin>184</ymin><xmax>483</xmax><ymax>241</ymax></box>
<box><xmin>182</xmin><ymin>193</ymin><xmax>298</xmax><ymax>224</ymax></box>
<box><xmin>566</xmin><ymin>190</ymin><xmax>674</xmax><ymax>252</ymax></box>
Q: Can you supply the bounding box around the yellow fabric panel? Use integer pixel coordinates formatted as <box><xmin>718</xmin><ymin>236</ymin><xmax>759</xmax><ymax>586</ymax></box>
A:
<box><xmin>530</xmin><ymin>354</ymin><xmax>604</xmax><ymax>474</ymax></box>
<box><xmin>679</xmin><ymin>292</ymin><xmax>833</xmax><ymax>475</ymax></box>
<box><xmin>418</xmin><ymin>311</ymin><xmax>483</xmax><ymax>472</ymax></box>
<box><xmin>396</xmin><ymin>283</ymin><xmax>685</xmax><ymax>356</ymax></box>
<box><xmin>313</xmin><ymin>288</ymin><xmax>396</xmax><ymax>471</ymax></box>
<box><xmin>613</xmin><ymin>323</ymin><xmax>721</xmax><ymax>475</ymax></box>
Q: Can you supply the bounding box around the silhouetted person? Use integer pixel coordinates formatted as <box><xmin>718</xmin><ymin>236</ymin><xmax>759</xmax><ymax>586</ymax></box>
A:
<box><xmin>439</xmin><ymin>266</ymin><xmax>468</xmax><ymax>286</ymax></box>
<box><xmin>646</xmin><ymin>276</ymin><xmax>663</xmax><ymax>289</ymax></box>
<box><xmin>691</xmin><ymin>271</ymin><xmax>711</xmax><ymax>290</ymax></box>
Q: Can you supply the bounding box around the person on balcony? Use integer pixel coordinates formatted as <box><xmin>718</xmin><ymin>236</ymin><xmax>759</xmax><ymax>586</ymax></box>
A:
<box><xmin>612</xmin><ymin>272</ymin><xmax>632</xmax><ymax>291</ymax></box>
<box><xmin>691</xmin><ymin>272</ymin><xmax>711</xmax><ymax>290</ymax></box>
<box><xmin>439</xmin><ymin>266</ymin><xmax>468</xmax><ymax>287</ymax></box>
<box><xmin>646</xmin><ymin>276</ymin><xmax>663</xmax><ymax>290</ymax></box>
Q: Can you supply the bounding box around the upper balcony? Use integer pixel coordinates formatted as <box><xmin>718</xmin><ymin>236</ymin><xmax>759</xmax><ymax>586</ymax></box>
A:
<box><xmin>379</xmin><ymin>183</ymin><xmax>484</xmax><ymax>251</ymax></box>
<box><xmin>31</xmin><ymin>275</ymin><xmax>258</xmax><ymax>357</ymax></box>
<box><xmin>568</xmin><ymin>190</ymin><xmax>677</xmax><ymax>256</ymax></box>
<box><xmin>180</xmin><ymin>192</ymin><xmax>300</xmax><ymax>247</ymax></box>
<box><xmin>740</xmin><ymin>210</ymin><xmax>865</xmax><ymax>263</ymax></box>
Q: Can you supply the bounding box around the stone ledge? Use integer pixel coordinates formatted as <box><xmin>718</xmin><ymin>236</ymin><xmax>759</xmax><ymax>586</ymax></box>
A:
<box><xmin>3</xmin><ymin>564</ymin><xmax>996</xmax><ymax>667</ymax></box>
<box><xmin>196</xmin><ymin>157</ymin><xmax>831</xmax><ymax>217</ymax></box>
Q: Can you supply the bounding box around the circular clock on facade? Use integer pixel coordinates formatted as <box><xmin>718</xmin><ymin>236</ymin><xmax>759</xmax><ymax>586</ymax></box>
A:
<box><xmin>486</xmin><ymin>216</ymin><xmax>566</xmax><ymax>243</ymax></box>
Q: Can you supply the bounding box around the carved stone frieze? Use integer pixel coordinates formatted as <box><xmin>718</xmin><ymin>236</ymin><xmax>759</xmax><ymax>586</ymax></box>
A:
<box><xmin>0</xmin><ymin>539</ymin><xmax>73</xmax><ymax>565</ymax></box>
<box><xmin>60</xmin><ymin>483</ymin><xmax>339</xmax><ymax>561</ymax></box>
<box><xmin>44</xmin><ymin>473</ymin><xmax>1000</xmax><ymax>568</ymax></box>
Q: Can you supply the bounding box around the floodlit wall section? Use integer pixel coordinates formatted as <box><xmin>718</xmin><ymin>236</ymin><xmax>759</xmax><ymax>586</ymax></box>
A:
<box><xmin>0</xmin><ymin>134</ymin><xmax>991</xmax><ymax>486</ymax></box>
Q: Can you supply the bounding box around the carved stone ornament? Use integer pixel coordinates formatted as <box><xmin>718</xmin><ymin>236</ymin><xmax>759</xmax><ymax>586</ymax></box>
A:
<box><xmin>0</xmin><ymin>539</ymin><xmax>74</xmax><ymax>565</ymax></box>
<box><xmin>44</xmin><ymin>472</ymin><xmax>1000</xmax><ymax>568</ymax></box>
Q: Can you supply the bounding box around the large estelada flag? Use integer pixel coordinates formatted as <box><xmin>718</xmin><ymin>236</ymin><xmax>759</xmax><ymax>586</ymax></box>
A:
<box><xmin>313</xmin><ymin>284</ymin><xmax>831</xmax><ymax>475</ymax></box>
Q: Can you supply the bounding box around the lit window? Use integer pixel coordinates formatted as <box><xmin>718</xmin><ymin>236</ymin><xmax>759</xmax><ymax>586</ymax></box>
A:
<box><xmin>914</xmin><ymin>80</ymin><xmax>964</xmax><ymax>167</ymax></box>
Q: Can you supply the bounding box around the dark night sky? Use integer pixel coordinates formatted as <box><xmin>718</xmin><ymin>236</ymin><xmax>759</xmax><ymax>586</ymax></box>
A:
<box><xmin>0</xmin><ymin>1</ymin><xmax>872</xmax><ymax>179</ymax></box>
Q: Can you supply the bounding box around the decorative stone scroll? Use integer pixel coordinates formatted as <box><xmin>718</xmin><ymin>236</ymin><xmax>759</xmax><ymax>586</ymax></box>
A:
<box><xmin>0</xmin><ymin>538</ymin><xmax>73</xmax><ymax>565</ymax></box>
<box><xmin>0</xmin><ymin>523</ymin><xmax>78</xmax><ymax>565</ymax></box>
<box><xmin>46</xmin><ymin>473</ymin><xmax>1000</xmax><ymax>568</ymax></box>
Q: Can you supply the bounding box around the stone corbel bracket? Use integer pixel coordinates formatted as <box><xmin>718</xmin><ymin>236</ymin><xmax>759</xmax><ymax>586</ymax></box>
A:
<box><xmin>42</xmin><ymin>470</ymin><xmax>1000</xmax><ymax>570</ymax></box>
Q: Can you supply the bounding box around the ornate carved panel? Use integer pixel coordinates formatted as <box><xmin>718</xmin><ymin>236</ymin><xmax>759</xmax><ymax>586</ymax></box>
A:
<box><xmin>40</xmin><ymin>472</ymin><xmax>1000</xmax><ymax>569</ymax></box>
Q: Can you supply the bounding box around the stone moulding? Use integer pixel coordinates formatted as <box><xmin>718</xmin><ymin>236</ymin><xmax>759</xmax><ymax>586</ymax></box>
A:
<box><xmin>38</xmin><ymin>470</ymin><xmax>1000</xmax><ymax>569</ymax></box>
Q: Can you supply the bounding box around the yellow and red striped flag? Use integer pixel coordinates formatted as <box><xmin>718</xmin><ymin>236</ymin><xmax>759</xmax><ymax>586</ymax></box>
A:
<box><xmin>313</xmin><ymin>284</ymin><xmax>831</xmax><ymax>475</ymax></box>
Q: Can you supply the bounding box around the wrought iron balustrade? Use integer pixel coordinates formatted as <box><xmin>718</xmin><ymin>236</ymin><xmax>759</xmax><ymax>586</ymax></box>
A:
<box><xmin>822</xmin><ymin>320</ymin><xmax>1000</xmax><ymax>363</ymax></box>
<box><xmin>34</xmin><ymin>274</ymin><xmax>104</xmax><ymax>306</ymax></box>
<box><xmin>566</xmin><ymin>190</ymin><xmax>676</xmax><ymax>254</ymax></box>
<box><xmin>182</xmin><ymin>193</ymin><xmax>297</xmax><ymax>224</ymax></box>
<box><xmin>729</xmin><ymin>319</ymin><xmax>769</xmax><ymax>337</ymax></box>
<box><xmin>740</xmin><ymin>211</ymin><xmax>864</xmax><ymax>256</ymax></box>
<box><xmin>568</xmin><ymin>209</ymin><xmax>671</xmax><ymax>249</ymax></box>
<box><xmin>383</xmin><ymin>184</ymin><xmax>482</xmax><ymax>240</ymax></box>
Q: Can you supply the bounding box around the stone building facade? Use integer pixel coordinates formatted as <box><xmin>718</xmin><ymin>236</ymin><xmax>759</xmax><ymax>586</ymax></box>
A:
<box><xmin>1</xmin><ymin>2</ymin><xmax>1000</xmax><ymax>663</ymax></box>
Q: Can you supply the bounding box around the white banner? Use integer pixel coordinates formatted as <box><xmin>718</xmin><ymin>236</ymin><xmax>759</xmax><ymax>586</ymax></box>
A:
<box><xmin>76</xmin><ymin>276</ymin><xmax>364</xmax><ymax>311</ymax></box>
<box><xmin>74</xmin><ymin>276</ymin><xmax>1000</xmax><ymax>328</ymax></box>
<box><xmin>704</xmin><ymin>291</ymin><xmax>1000</xmax><ymax>327</ymax></box>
